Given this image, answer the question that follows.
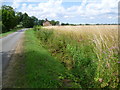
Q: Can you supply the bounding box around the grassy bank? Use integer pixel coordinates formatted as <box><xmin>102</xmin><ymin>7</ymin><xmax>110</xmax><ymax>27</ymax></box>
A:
<box><xmin>23</xmin><ymin>29</ymin><xmax>69</xmax><ymax>88</ymax></box>
<box><xmin>35</xmin><ymin>26</ymin><xmax>119</xmax><ymax>88</ymax></box>
<box><xmin>23</xmin><ymin>29</ymin><xmax>83</xmax><ymax>88</ymax></box>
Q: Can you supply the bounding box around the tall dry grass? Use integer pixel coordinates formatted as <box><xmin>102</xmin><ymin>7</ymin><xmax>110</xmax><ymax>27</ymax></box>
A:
<box><xmin>39</xmin><ymin>25</ymin><xmax>118</xmax><ymax>88</ymax></box>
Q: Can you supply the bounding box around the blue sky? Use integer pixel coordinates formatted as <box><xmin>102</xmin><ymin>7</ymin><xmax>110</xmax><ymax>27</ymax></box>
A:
<box><xmin>2</xmin><ymin>0</ymin><xmax>118</xmax><ymax>24</ymax></box>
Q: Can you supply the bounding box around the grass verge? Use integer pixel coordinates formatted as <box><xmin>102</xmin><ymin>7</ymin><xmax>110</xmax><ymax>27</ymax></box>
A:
<box><xmin>23</xmin><ymin>29</ymin><xmax>68</xmax><ymax>88</ymax></box>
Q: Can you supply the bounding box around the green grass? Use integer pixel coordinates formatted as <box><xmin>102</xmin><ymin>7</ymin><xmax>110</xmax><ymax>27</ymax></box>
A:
<box><xmin>22</xmin><ymin>29</ymin><xmax>68</xmax><ymax>88</ymax></box>
<box><xmin>0</xmin><ymin>28</ymin><xmax>23</xmax><ymax>38</ymax></box>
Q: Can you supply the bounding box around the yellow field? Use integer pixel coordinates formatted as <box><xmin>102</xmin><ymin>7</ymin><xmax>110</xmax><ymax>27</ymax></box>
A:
<box><xmin>45</xmin><ymin>25</ymin><xmax>119</xmax><ymax>83</ymax></box>
<box><xmin>44</xmin><ymin>25</ymin><xmax>118</xmax><ymax>49</ymax></box>
<box><xmin>44</xmin><ymin>25</ymin><xmax>117</xmax><ymax>32</ymax></box>
<box><xmin>37</xmin><ymin>25</ymin><xmax>119</xmax><ymax>88</ymax></box>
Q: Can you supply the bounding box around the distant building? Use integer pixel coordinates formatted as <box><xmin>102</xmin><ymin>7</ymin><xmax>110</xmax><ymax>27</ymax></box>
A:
<box><xmin>43</xmin><ymin>18</ymin><xmax>52</xmax><ymax>26</ymax></box>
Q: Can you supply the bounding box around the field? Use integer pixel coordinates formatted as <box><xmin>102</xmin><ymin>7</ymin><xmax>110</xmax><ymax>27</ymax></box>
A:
<box><xmin>34</xmin><ymin>25</ymin><xmax>119</xmax><ymax>88</ymax></box>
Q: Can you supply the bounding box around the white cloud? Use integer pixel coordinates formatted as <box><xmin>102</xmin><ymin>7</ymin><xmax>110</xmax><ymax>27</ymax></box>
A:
<box><xmin>108</xmin><ymin>16</ymin><xmax>112</xmax><ymax>19</ymax></box>
<box><xmin>90</xmin><ymin>17</ymin><xmax>95</xmax><ymax>19</ymax></box>
<box><xmin>11</xmin><ymin>0</ymin><xmax>20</xmax><ymax>8</ymax></box>
<box><xmin>85</xmin><ymin>0</ymin><xmax>118</xmax><ymax>16</ymax></box>
<box><xmin>19</xmin><ymin>0</ymin><xmax>65</xmax><ymax>19</ymax></box>
<box><xmin>9</xmin><ymin>0</ymin><xmax>118</xmax><ymax>23</ymax></box>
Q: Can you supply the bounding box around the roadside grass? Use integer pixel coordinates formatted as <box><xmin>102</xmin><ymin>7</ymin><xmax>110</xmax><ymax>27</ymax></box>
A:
<box><xmin>35</xmin><ymin>26</ymin><xmax>119</xmax><ymax>88</ymax></box>
<box><xmin>23</xmin><ymin>29</ymin><xmax>69</xmax><ymax>88</ymax></box>
<box><xmin>0</xmin><ymin>28</ymin><xmax>23</xmax><ymax>38</ymax></box>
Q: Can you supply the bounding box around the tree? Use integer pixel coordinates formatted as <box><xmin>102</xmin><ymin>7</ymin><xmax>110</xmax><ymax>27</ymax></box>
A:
<box><xmin>22</xmin><ymin>13</ymin><xmax>39</xmax><ymax>28</ymax></box>
<box><xmin>56</xmin><ymin>21</ymin><xmax>59</xmax><ymax>25</ymax></box>
<box><xmin>22</xmin><ymin>14</ymin><xmax>37</xmax><ymax>28</ymax></box>
<box><xmin>2</xmin><ymin>5</ymin><xmax>18</xmax><ymax>32</ymax></box>
<box><xmin>31</xmin><ymin>16</ymin><xmax>39</xmax><ymax>25</ymax></box>
<box><xmin>61</xmin><ymin>23</ymin><xmax>69</xmax><ymax>26</ymax></box>
<box><xmin>38</xmin><ymin>20</ymin><xmax>44</xmax><ymax>26</ymax></box>
<box><xmin>50</xmin><ymin>20</ymin><xmax>56</xmax><ymax>25</ymax></box>
<box><xmin>22</xmin><ymin>13</ymin><xmax>30</xmax><ymax>27</ymax></box>
<box><xmin>50</xmin><ymin>20</ymin><xmax>60</xmax><ymax>25</ymax></box>
<box><xmin>16</xmin><ymin>12</ymin><xmax>23</xmax><ymax>23</ymax></box>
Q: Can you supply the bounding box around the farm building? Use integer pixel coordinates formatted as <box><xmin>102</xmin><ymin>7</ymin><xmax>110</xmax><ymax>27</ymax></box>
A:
<box><xmin>43</xmin><ymin>18</ymin><xmax>52</xmax><ymax>26</ymax></box>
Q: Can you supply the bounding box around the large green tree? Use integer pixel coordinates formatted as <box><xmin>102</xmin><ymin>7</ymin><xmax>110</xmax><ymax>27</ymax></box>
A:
<box><xmin>2</xmin><ymin>5</ymin><xmax>18</xmax><ymax>32</ymax></box>
<box><xmin>22</xmin><ymin>13</ymin><xmax>37</xmax><ymax>28</ymax></box>
<box><xmin>50</xmin><ymin>20</ymin><xmax>56</xmax><ymax>25</ymax></box>
<box><xmin>31</xmin><ymin>16</ymin><xmax>39</xmax><ymax>25</ymax></box>
<box><xmin>16</xmin><ymin>12</ymin><xmax>23</xmax><ymax>24</ymax></box>
<box><xmin>38</xmin><ymin>20</ymin><xmax>44</xmax><ymax>26</ymax></box>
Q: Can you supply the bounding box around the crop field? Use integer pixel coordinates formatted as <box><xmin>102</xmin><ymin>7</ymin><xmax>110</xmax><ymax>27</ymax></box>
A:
<box><xmin>34</xmin><ymin>25</ymin><xmax>119</xmax><ymax>88</ymax></box>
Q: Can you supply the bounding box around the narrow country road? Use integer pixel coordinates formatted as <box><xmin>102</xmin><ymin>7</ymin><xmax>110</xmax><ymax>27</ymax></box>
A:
<box><xmin>0</xmin><ymin>29</ymin><xmax>28</xmax><ymax>72</ymax></box>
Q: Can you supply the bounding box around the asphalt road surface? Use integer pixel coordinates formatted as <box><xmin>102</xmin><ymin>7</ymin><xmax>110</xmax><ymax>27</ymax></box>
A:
<box><xmin>0</xmin><ymin>28</ymin><xmax>28</xmax><ymax>88</ymax></box>
<box><xmin>0</xmin><ymin>29</ymin><xmax>28</xmax><ymax>72</ymax></box>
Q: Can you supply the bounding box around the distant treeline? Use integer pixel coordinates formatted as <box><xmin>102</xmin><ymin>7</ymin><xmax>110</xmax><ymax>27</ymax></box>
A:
<box><xmin>55</xmin><ymin>22</ymin><xmax>117</xmax><ymax>26</ymax></box>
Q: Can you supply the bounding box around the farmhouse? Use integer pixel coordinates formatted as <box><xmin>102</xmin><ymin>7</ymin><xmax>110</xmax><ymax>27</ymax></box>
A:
<box><xmin>43</xmin><ymin>18</ymin><xmax>52</xmax><ymax>26</ymax></box>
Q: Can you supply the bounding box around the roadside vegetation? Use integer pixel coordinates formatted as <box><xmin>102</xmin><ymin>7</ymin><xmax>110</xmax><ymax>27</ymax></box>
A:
<box><xmin>33</xmin><ymin>26</ymin><xmax>119</xmax><ymax>88</ymax></box>
<box><xmin>20</xmin><ymin>29</ymin><xmax>82</xmax><ymax>88</ymax></box>
<box><xmin>23</xmin><ymin>29</ymin><xmax>65</xmax><ymax>88</ymax></box>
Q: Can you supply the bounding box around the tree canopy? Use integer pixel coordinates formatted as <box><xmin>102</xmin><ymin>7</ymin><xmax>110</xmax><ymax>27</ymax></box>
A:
<box><xmin>1</xmin><ymin>5</ymin><xmax>43</xmax><ymax>33</ymax></box>
<box><xmin>50</xmin><ymin>20</ymin><xmax>60</xmax><ymax>25</ymax></box>
<box><xmin>2</xmin><ymin>5</ymin><xmax>18</xmax><ymax>32</ymax></box>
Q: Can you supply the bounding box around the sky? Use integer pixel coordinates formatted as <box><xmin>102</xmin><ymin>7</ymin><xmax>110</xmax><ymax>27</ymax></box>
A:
<box><xmin>2</xmin><ymin>0</ymin><xmax>119</xmax><ymax>24</ymax></box>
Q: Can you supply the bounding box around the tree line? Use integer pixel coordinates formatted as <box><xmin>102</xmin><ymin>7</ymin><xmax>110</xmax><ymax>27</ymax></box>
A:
<box><xmin>1</xmin><ymin>5</ymin><xmax>41</xmax><ymax>33</ymax></box>
<box><xmin>1</xmin><ymin>5</ymin><xmax>60</xmax><ymax>33</ymax></box>
<box><xmin>61</xmin><ymin>23</ymin><xmax>118</xmax><ymax>26</ymax></box>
